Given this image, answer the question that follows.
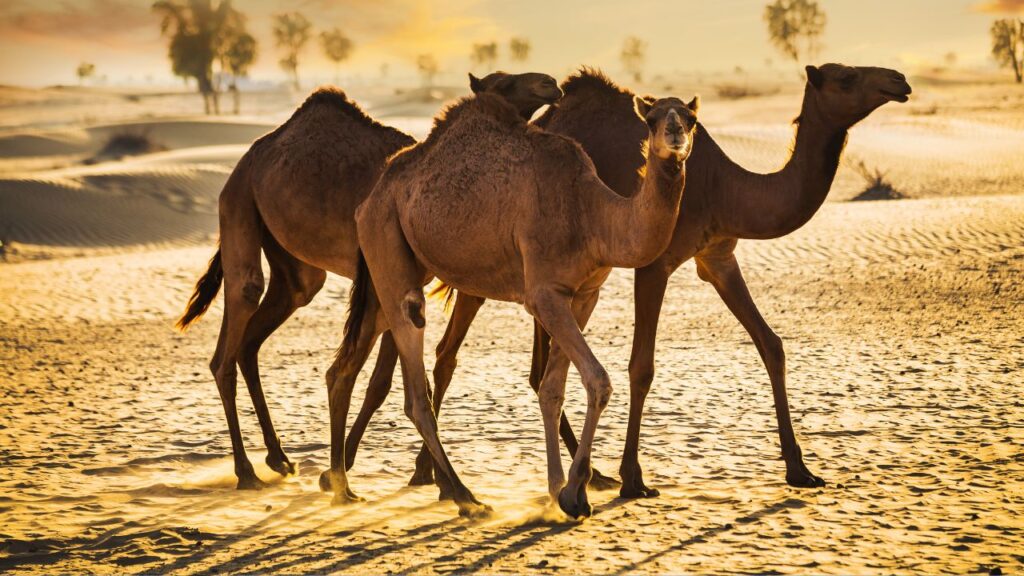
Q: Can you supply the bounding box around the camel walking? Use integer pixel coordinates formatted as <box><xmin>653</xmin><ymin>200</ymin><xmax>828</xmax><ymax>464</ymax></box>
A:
<box><xmin>339</xmin><ymin>90</ymin><xmax>698</xmax><ymax>518</ymax></box>
<box><xmin>341</xmin><ymin>73</ymin><xmax>643</xmax><ymax>492</ymax></box>
<box><xmin>175</xmin><ymin>73</ymin><xmax>563</xmax><ymax>492</ymax></box>
<box><xmin>346</xmin><ymin>64</ymin><xmax>911</xmax><ymax>498</ymax></box>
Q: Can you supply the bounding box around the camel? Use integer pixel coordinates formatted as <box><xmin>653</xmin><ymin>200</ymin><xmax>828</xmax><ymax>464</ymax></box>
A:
<box><xmin>337</xmin><ymin>88</ymin><xmax>698</xmax><ymax>518</ymax></box>
<box><xmin>175</xmin><ymin>72</ymin><xmax>563</xmax><ymax>491</ymax></box>
<box><xmin>345</xmin><ymin>63</ymin><xmax>912</xmax><ymax>498</ymax></box>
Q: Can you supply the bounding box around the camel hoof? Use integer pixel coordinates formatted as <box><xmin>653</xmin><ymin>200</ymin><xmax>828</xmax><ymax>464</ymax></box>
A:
<box><xmin>558</xmin><ymin>486</ymin><xmax>592</xmax><ymax>519</ymax></box>
<box><xmin>266</xmin><ymin>453</ymin><xmax>296</xmax><ymax>477</ymax></box>
<box><xmin>457</xmin><ymin>501</ymin><xmax>493</xmax><ymax>519</ymax></box>
<box><xmin>236</xmin><ymin>474</ymin><xmax>269</xmax><ymax>491</ymax></box>
<box><xmin>786</xmin><ymin>469</ymin><xmax>826</xmax><ymax>488</ymax></box>
<box><xmin>318</xmin><ymin>470</ymin><xmax>332</xmax><ymax>492</ymax></box>
<box><xmin>331</xmin><ymin>488</ymin><xmax>364</xmax><ymax>506</ymax></box>
<box><xmin>619</xmin><ymin>483</ymin><xmax>660</xmax><ymax>499</ymax></box>
<box><xmin>588</xmin><ymin>468</ymin><xmax>621</xmax><ymax>491</ymax></box>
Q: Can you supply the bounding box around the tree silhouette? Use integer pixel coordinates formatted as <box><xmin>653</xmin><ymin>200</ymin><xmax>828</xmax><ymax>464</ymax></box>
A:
<box><xmin>321</xmin><ymin>28</ymin><xmax>354</xmax><ymax>84</ymax></box>
<box><xmin>76</xmin><ymin>62</ymin><xmax>96</xmax><ymax>85</ymax></box>
<box><xmin>763</xmin><ymin>0</ymin><xmax>826</xmax><ymax>68</ymax></box>
<box><xmin>153</xmin><ymin>0</ymin><xmax>246</xmax><ymax>114</ymax></box>
<box><xmin>416</xmin><ymin>54</ymin><xmax>439</xmax><ymax>89</ymax></box>
<box><xmin>273</xmin><ymin>12</ymin><xmax>312</xmax><ymax>91</ymax></box>
<box><xmin>224</xmin><ymin>32</ymin><xmax>256</xmax><ymax>114</ymax></box>
<box><xmin>991</xmin><ymin>18</ymin><xmax>1024</xmax><ymax>83</ymax></box>
<box><xmin>470</xmin><ymin>42</ymin><xmax>498</xmax><ymax>72</ymax></box>
<box><xmin>621</xmin><ymin>36</ymin><xmax>647</xmax><ymax>83</ymax></box>
<box><xmin>509</xmin><ymin>37</ymin><xmax>530</xmax><ymax>62</ymax></box>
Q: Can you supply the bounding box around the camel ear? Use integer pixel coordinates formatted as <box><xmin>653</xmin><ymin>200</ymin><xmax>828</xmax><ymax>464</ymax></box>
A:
<box><xmin>633</xmin><ymin>96</ymin><xmax>652</xmax><ymax>120</ymax></box>
<box><xmin>805</xmin><ymin>65</ymin><xmax>824</xmax><ymax>89</ymax></box>
<box><xmin>686</xmin><ymin>95</ymin><xmax>700</xmax><ymax>114</ymax></box>
<box><xmin>468</xmin><ymin>73</ymin><xmax>484</xmax><ymax>94</ymax></box>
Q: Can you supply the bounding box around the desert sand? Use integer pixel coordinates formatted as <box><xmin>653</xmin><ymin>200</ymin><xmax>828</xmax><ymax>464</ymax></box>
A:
<box><xmin>1</xmin><ymin>78</ymin><xmax>1022</xmax><ymax>574</ymax></box>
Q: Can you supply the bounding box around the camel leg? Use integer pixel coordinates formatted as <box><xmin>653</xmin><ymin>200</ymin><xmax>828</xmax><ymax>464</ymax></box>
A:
<box><xmin>620</xmin><ymin>264</ymin><xmax>671</xmax><ymax>498</ymax></box>
<box><xmin>696</xmin><ymin>254</ymin><xmax>825</xmax><ymax>488</ymax></box>
<box><xmin>529</xmin><ymin>321</ymin><xmax>620</xmax><ymax>491</ymax></box>
<box><xmin>213</xmin><ymin>185</ymin><xmax>266</xmax><ymax>490</ymax></box>
<box><xmin>239</xmin><ymin>235</ymin><xmax>326</xmax><ymax>478</ymax></box>
<box><xmin>529</xmin><ymin>287</ymin><xmax>610</xmax><ymax>519</ymax></box>
<box><xmin>323</xmin><ymin>299</ymin><xmax>382</xmax><ymax>505</ymax></box>
<box><xmin>341</xmin><ymin>332</ymin><xmax>398</xmax><ymax>472</ymax></box>
<box><xmin>401</xmin><ymin>292</ymin><xmax>485</xmax><ymax>494</ymax></box>
<box><xmin>361</xmin><ymin>222</ymin><xmax>488</xmax><ymax>518</ymax></box>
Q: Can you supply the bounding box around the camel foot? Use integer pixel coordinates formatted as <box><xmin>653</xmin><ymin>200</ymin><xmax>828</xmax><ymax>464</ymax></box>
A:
<box><xmin>331</xmin><ymin>487</ymin><xmax>364</xmax><ymax>506</ymax></box>
<box><xmin>236</xmin><ymin>472</ymin><xmax>269</xmax><ymax>491</ymax></box>
<box><xmin>456</xmin><ymin>499</ymin><xmax>493</xmax><ymax>519</ymax></box>
<box><xmin>619</xmin><ymin>478</ymin><xmax>660</xmax><ymax>499</ymax></box>
<box><xmin>557</xmin><ymin>483</ymin><xmax>592</xmax><ymax>519</ymax></box>
<box><xmin>588</xmin><ymin>468</ymin><xmax>621</xmax><ymax>491</ymax></box>
<box><xmin>786</xmin><ymin>464</ymin><xmax>825</xmax><ymax>488</ymax></box>
<box><xmin>265</xmin><ymin>452</ymin><xmax>296</xmax><ymax>477</ymax></box>
<box><xmin>318</xmin><ymin>470</ymin><xmax>332</xmax><ymax>492</ymax></box>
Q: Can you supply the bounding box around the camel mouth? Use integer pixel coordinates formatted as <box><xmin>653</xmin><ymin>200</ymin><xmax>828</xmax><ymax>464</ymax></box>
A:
<box><xmin>880</xmin><ymin>89</ymin><xmax>910</xmax><ymax>103</ymax></box>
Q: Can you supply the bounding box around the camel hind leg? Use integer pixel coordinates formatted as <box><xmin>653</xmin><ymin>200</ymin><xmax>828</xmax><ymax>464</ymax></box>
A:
<box><xmin>238</xmin><ymin>230</ymin><xmax>326</xmax><ymax>477</ymax></box>
<box><xmin>212</xmin><ymin>162</ymin><xmax>267</xmax><ymax>490</ymax></box>
<box><xmin>357</xmin><ymin>207</ymin><xmax>488</xmax><ymax>517</ymax></box>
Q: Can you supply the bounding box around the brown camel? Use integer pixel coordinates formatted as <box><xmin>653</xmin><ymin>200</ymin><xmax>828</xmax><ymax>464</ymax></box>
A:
<box><xmin>340</xmin><ymin>71</ymin><xmax>643</xmax><ymax>492</ymax></box>
<box><xmin>346</xmin><ymin>64</ymin><xmax>912</xmax><ymax>498</ymax></box>
<box><xmin>175</xmin><ymin>72</ymin><xmax>563</xmax><ymax>492</ymax></box>
<box><xmin>338</xmin><ymin>88</ymin><xmax>698</xmax><ymax>518</ymax></box>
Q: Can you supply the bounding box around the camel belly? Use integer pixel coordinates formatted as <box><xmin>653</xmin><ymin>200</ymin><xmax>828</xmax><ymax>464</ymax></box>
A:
<box><xmin>400</xmin><ymin>192</ymin><xmax>526</xmax><ymax>303</ymax></box>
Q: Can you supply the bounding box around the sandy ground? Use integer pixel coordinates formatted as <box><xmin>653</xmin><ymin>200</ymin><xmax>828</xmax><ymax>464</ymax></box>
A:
<box><xmin>1</xmin><ymin>192</ymin><xmax>1022</xmax><ymax>574</ymax></box>
<box><xmin>1</xmin><ymin>77</ymin><xmax>1023</xmax><ymax>573</ymax></box>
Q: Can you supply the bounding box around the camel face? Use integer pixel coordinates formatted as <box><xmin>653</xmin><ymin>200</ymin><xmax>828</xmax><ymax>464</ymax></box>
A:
<box><xmin>806</xmin><ymin>63</ymin><xmax>912</xmax><ymax>126</ymax></box>
<box><xmin>634</xmin><ymin>96</ymin><xmax>699</xmax><ymax>160</ymax></box>
<box><xmin>469</xmin><ymin>71</ymin><xmax>563</xmax><ymax>118</ymax></box>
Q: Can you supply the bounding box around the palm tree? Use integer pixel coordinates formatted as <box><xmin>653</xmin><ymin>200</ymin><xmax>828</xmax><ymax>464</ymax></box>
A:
<box><xmin>273</xmin><ymin>12</ymin><xmax>312</xmax><ymax>91</ymax></box>
<box><xmin>321</xmin><ymin>28</ymin><xmax>354</xmax><ymax>84</ymax></box>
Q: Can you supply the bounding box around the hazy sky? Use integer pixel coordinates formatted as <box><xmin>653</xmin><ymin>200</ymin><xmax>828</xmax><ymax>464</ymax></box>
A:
<box><xmin>1</xmin><ymin>0</ymin><xmax>1022</xmax><ymax>86</ymax></box>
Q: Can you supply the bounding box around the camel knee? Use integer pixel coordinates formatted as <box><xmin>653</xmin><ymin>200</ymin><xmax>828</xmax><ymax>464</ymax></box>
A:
<box><xmin>586</xmin><ymin>368</ymin><xmax>613</xmax><ymax>411</ymax></box>
<box><xmin>628</xmin><ymin>362</ymin><xmax>655</xmax><ymax>397</ymax></box>
<box><xmin>762</xmin><ymin>332</ymin><xmax>785</xmax><ymax>366</ymax></box>
<box><xmin>240</xmin><ymin>273</ymin><xmax>265</xmax><ymax>308</ymax></box>
<box><xmin>538</xmin><ymin>382</ymin><xmax>565</xmax><ymax>417</ymax></box>
<box><xmin>293</xmin><ymin>271</ymin><xmax>326</xmax><ymax>308</ymax></box>
<box><xmin>403</xmin><ymin>290</ymin><xmax>426</xmax><ymax>329</ymax></box>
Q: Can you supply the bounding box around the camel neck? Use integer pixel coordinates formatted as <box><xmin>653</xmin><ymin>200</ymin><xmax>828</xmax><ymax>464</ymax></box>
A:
<box><xmin>713</xmin><ymin>87</ymin><xmax>847</xmax><ymax>240</ymax></box>
<box><xmin>596</xmin><ymin>149</ymin><xmax>685</xmax><ymax>268</ymax></box>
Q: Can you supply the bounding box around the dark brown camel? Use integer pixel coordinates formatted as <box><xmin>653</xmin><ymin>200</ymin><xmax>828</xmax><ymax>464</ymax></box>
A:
<box><xmin>346</xmin><ymin>64</ymin><xmax>912</xmax><ymax>498</ymax></box>
<box><xmin>175</xmin><ymin>73</ymin><xmax>563</xmax><ymax>494</ymax></box>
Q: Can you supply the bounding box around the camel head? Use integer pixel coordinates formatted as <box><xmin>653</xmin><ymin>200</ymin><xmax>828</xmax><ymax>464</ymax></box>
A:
<box><xmin>804</xmin><ymin>64</ymin><xmax>912</xmax><ymax>127</ymax></box>
<box><xmin>634</xmin><ymin>96</ymin><xmax>699</xmax><ymax>161</ymax></box>
<box><xmin>468</xmin><ymin>71</ymin><xmax>563</xmax><ymax>119</ymax></box>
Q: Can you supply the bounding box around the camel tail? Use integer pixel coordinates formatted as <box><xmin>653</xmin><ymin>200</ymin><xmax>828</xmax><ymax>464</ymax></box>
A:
<box><xmin>175</xmin><ymin>247</ymin><xmax>223</xmax><ymax>332</ymax></box>
<box><xmin>339</xmin><ymin>250</ymin><xmax>371</xmax><ymax>360</ymax></box>
<box><xmin>427</xmin><ymin>281</ymin><xmax>456</xmax><ymax>313</ymax></box>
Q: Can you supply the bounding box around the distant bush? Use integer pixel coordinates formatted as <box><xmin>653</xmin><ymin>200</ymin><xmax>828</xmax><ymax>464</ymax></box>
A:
<box><xmin>713</xmin><ymin>83</ymin><xmax>778</xmax><ymax>100</ymax></box>
<box><xmin>85</xmin><ymin>131</ymin><xmax>167</xmax><ymax>164</ymax></box>
<box><xmin>850</xmin><ymin>159</ymin><xmax>903</xmax><ymax>201</ymax></box>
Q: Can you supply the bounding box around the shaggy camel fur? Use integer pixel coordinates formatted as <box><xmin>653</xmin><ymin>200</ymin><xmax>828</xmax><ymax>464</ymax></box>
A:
<box><xmin>339</xmin><ymin>90</ymin><xmax>698</xmax><ymax>518</ymax></box>
<box><xmin>176</xmin><ymin>73</ymin><xmax>563</xmax><ymax>492</ymax></box>
<box><xmin>347</xmin><ymin>64</ymin><xmax>912</xmax><ymax>499</ymax></box>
